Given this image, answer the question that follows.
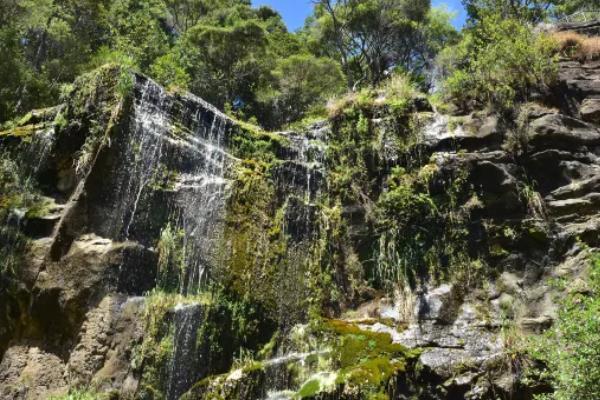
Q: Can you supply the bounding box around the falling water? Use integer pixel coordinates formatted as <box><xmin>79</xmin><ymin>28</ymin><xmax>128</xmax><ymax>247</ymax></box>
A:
<box><xmin>175</xmin><ymin>112</ymin><xmax>234</xmax><ymax>294</ymax></box>
<box><xmin>166</xmin><ymin>303</ymin><xmax>203</xmax><ymax>400</ymax></box>
<box><xmin>259</xmin><ymin>350</ymin><xmax>331</xmax><ymax>399</ymax></box>
<box><xmin>27</xmin><ymin>127</ymin><xmax>56</xmax><ymax>177</ymax></box>
<box><xmin>119</xmin><ymin>79</ymin><xmax>169</xmax><ymax>240</ymax></box>
<box><xmin>108</xmin><ymin>77</ymin><xmax>235</xmax><ymax>293</ymax></box>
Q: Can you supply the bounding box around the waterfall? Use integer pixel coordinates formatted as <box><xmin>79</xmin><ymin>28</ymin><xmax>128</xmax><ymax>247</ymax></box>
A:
<box><xmin>175</xmin><ymin>112</ymin><xmax>233</xmax><ymax>294</ymax></box>
<box><xmin>260</xmin><ymin>350</ymin><xmax>331</xmax><ymax>399</ymax></box>
<box><xmin>119</xmin><ymin>78</ymin><xmax>169</xmax><ymax>240</ymax></box>
<box><xmin>166</xmin><ymin>303</ymin><xmax>203</xmax><ymax>400</ymax></box>
<box><xmin>108</xmin><ymin>76</ymin><xmax>236</xmax><ymax>293</ymax></box>
<box><xmin>27</xmin><ymin>127</ymin><xmax>55</xmax><ymax>177</ymax></box>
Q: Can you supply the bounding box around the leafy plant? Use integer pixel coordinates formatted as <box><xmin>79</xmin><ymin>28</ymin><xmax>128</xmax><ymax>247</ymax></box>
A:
<box><xmin>530</xmin><ymin>253</ymin><xmax>600</xmax><ymax>400</ymax></box>
<box><xmin>49</xmin><ymin>389</ymin><xmax>104</xmax><ymax>400</ymax></box>
<box><xmin>438</xmin><ymin>14</ymin><xmax>558</xmax><ymax>112</ymax></box>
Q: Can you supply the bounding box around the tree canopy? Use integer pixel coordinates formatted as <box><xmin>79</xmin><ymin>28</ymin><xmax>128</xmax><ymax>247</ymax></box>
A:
<box><xmin>0</xmin><ymin>0</ymin><xmax>594</xmax><ymax>128</ymax></box>
<box><xmin>0</xmin><ymin>0</ymin><xmax>463</xmax><ymax>128</ymax></box>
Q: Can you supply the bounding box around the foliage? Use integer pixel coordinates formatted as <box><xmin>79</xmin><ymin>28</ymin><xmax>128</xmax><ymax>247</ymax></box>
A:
<box><xmin>308</xmin><ymin>0</ymin><xmax>456</xmax><ymax>87</ymax></box>
<box><xmin>463</xmin><ymin>0</ymin><xmax>596</xmax><ymax>23</ymax></box>
<box><xmin>530</xmin><ymin>253</ymin><xmax>600</xmax><ymax>400</ymax></box>
<box><xmin>157</xmin><ymin>223</ymin><xmax>187</xmax><ymax>291</ymax></box>
<box><xmin>0</xmin><ymin>154</ymin><xmax>43</xmax><ymax>276</ymax></box>
<box><xmin>377</xmin><ymin>73</ymin><xmax>419</xmax><ymax>112</ymax></box>
<box><xmin>327</xmin><ymin>72</ymin><xmax>419</xmax><ymax>119</ymax></box>
<box><xmin>0</xmin><ymin>0</ymin><xmax>461</xmax><ymax>128</ymax></box>
<box><xmin>150</xmin><ymin>51</ymin><xmax>192</xmax><ymax>91</ymax></box>
<box><xmin>181</xmin><ymin>19</ymin><xmax>269</xmax><ymax>110</ymax></box>
<box><xmin>438</xmin><ymin>14</ymin><xmax>558</xmax><ymax>112</ymax></box>
<box><xmin>257</xmin><ymin>54</ymin><xmax>345</xmax><ymax>128</ymax></box>
<box><xmin>49</xmin><ymin>389</ymin><xmax>105</xmax><ymax>400</ymax></box>
<box><xmin>375</xmin><ymin>164</ymin><xmax>476</xmax><ymax>288</ymax></box>
<box><xmin>463</xmin><ymin>0</ymin><xmax>558</xmax><ymax>23</ymax></box>
<box><xmin>552</xmin><ymin>1</ymin><xmax>600</xmax><ymax>18</ymax></box>
<box><xmin>317</xmin><ymin>319</ymin><xmax>419</xmax><ymax>398</ymax></box>
<box><xmin>134</xmin><ymin>288</ymin><xmax>275</xmax><ymax>397</ymax></box>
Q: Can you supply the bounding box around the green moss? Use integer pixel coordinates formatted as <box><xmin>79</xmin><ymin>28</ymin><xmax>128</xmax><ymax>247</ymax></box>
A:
<box><xmin>24</xmin><ymin>197</ymin><xmax>56</xmax><ymax>219</ymax></box>
<box><xmin>218</xmin><ymin>160</ymin><xmax>289</xmax><ymax>315</ymax></box>
<box><xmin>489</xmin><ymin>243</ymin><xmax>510</xmax><ymax>258</ymax></box>
<box><xmin>156</xmin><ymin>223</ymin><xmax>187</xmax><ymax>291</ymax></box>
<box><xmin>0</xmin><ymin>124</ymin><xmax>39</xmax><ymax>142</ymax></box>
<box><xmin>148</xmin><ymin>164</ymin><xmax>179</xmax><ymax>192</ymax></box>
<box><xmin>322</xmin><ymin>320</ymin><xmax>415</xmax><ymax>365</ymax></box>
<box><xmin>16</xmin><ymin>112</ymin><xmax>33</xmax><ymax>127</ymax></box>
<box><xmin>54</xmin><ymin>112</ymin><xmax>68</xmax><ymax>131</ymax></box>
<box><xmin>296</xmin><ymin>378</ymin><xmax>321</xmax><ymax>398</ymax></box>
<box><xmin>300</xmin><ymin>319</ymin><xmax>420</xmax><ymax>398</ymax></box>
<box><xmin>133</xmin><ymin>290</ymin><xmax>215</xmax><ymax>398</ymax></box>
<box><xmin>49</xmin><ymin>389</ymin><xmax>106</xmax><ymax>400</ymax></box>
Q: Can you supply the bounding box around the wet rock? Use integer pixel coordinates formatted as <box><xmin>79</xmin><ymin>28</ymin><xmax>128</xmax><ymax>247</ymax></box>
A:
<box><xmin>519</xmin><ymin>316</ymin><xmax>553</xmax><ymax>334</ymax></box>
<box><xmin>21</xmin><ymin>199</ymin><xmax>65</xmax><ymax>239</ymax></box>
<box><xmin>469</xmin><ymin>161</ymin><xmax>524</xmax><ymax>217</ymax></box>
<box><xmin>424</xmin><ymin>113</ymin><xmax>504</xmax><ymax>152</ymax></box>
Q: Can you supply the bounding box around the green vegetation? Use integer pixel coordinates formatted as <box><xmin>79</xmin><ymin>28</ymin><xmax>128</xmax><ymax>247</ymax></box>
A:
<box><xmin>134</xmin><ymin>288</ymin><xmax>275</xmax><ymax>397</ymax></box>
<box><xmin>552</xmin><ymin>30</ymin><xmax>600</xmax><ymax>61</ymax></box>
<box><xmin>438</xmin><ymin>14</ymin><xmax>558</xmax><ymax>112</ymax></box>
<box><xmin>463</xmin><ymin>0</ymin><xmax>596</xmax><ymax>23</ymax></box>
<box><xmin>156</xmin><ymin>223</ymin><xmax>187</xmax><ymax>291</ymax></box>
<box><xmin>308</xmin><ymin>0</ymin><xmax>458</xmax><ymax>86</ymax></box>
<box><xmin>0</xmin><ymin>154</ymin><xmax>43</xmax><ymax>276</ymax></box>
<box><xmin>315</xmin><ymin>319</ymin><xmax>419</xmax><ymax>398</ymax></box>
<box><xmin>530</xmin><ymin>253</ymin><xmax>600</xmax><ymax>400</ymax></box>
<box><xmin>1</xmin><ymin>0</ymin><xmax>597</xmax><ymax>399</ymax></box>
<box><xmin>0</xmin><ymin>0</ymin><xmax>459</xmax><ymax>129</ymax></box>
<box><xmin>49</xmin><ymin>389</ymin><xmax>105</xmax><ymax>400</ymax></box>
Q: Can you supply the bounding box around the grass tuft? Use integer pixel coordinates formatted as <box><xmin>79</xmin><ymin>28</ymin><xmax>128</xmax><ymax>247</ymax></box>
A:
<box><xmin>552</xmin><ymin>30</ymin><xmax>600</xmax><ymax>60</ymax></box>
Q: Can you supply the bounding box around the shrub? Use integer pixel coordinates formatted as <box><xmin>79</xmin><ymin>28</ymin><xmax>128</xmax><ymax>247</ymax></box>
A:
<box><xmin>531</xmin><ymin>253</ymin><xmax>600</xmax><ymax>400</ymax></box>
<box><xmin>375</xmin><ymin>73</ymin><xmax>419</xmax><ymax>112</ymax></box>
<box><xmin>327</xmin><ymin>73</ymin><xmax>419</xmax><ymax>119</ymax></box>
<box><xmin>258</xmin><ymin>54</ymin><xmax>345</xmax><ymax>128</ymax></box>
<box><xmin>551</xmin><ymin>30</ymin><xmax>600</xmax><ymax>61</ymax></box>
<box><xmin>49</xmin><ymin>389</ymin><xmax>103</xmax><ymax>400</ymax></box>
<box><xmin>438</xmin><ymin>14</ymin><xmax>558</xmax><ymax>112</ymax></box>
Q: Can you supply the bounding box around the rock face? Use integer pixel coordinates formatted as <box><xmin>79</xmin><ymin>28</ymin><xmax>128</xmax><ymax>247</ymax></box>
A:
<box><xmin>0</xmin><ymin>24</ymin><xmax>599</xmax><ymax>400</ymax></box>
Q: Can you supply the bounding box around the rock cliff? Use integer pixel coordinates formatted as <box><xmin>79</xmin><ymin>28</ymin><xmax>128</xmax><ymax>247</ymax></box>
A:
<box><xmin>0</xmin><ymin>25</ymin><xmax>599</xmax><ymax>400</ymax></box>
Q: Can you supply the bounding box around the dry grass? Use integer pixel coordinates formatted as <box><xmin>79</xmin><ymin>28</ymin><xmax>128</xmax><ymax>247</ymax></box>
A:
<box><xmin>327</xmin><ymin>73</ymin><xmax>418</xmax><ymax>119</ymax></box>
<box><xmin>551</xmin><ymin>30</ymin><xmax>600</xmax><ymax>60</ymax></box>
<box><xmin>327</xmin><ymin>92</ymin><xmax>360</xmax><ymax>119</ymax></box>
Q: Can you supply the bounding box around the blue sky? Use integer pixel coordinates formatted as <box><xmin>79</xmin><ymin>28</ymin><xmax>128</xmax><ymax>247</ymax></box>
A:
<box><xmin>251</xmin><ymin>0</ymin><xmax>467</xmax><ymax>31</ymax></box>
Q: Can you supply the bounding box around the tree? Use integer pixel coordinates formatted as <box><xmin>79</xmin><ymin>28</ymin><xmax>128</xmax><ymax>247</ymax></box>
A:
<box><xmin>462</xmin><ymin>0</ymin><xmax>596</xmax><ymax>23</ymax></box>
<box><xmin>0</xmin><ymin>0</ymin><xmax>112</xmax><ymax>121</ymax></box>
<box><xmin>463</xmin><ymin>0</ymin><xmax>557</xmax><ymax>23</ymax></box>
<box><xmin>181</xmin><ymin>19</ymin><xmax>269</xmax><ymax>109</ymax></box>
<box><xmin>164</xmin><ymin>0</ymin><xmax>209</xmax><ymax>33</ymax></box>
<box><xmin>258</xmin><ymin>54</ymin><xmax>345</xmax><ymax>127</ymax></box>
<box><xmin>108</xmin><ymin>0</ymin><xmax>172</xmax><ymax>69</ymax></box>
<box><xmin>553</xmin><ymin>0</ymin><xmax>600</xmax><ymax>17</ymax></box>
<box><xmin>308</xmin><ymin>0</ymin><xmax>433</xmax><ymax>87</ymax></box>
